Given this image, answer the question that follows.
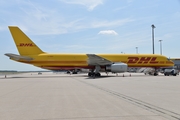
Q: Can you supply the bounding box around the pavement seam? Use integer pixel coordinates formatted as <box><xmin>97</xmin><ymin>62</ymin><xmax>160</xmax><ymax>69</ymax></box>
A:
<box><xmin>73</xmin><ymin>78</ymin><xmax>180</xmax><ymax>120</ymax></box>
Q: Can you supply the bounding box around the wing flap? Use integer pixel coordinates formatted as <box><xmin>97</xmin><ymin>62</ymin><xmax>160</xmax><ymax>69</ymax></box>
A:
<box><xmin>87</xmin><ymin>54</ymin><xmax>112</xmax><ymax>65</ymax></box>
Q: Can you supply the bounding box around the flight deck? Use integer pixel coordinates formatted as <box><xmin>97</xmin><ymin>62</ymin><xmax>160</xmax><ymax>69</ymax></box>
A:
<box><xmin>0</xmin><ymin>72</ymin><xmax>180</xmax><ymax>120</ymax></box>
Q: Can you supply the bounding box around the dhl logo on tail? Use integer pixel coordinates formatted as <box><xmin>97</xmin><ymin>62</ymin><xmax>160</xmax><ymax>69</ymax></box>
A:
<box><xmin>18</xmin><ymin>43</ymin><xmax>34</xmax><ymax>47</ymax></box>
<box><xmin>127</xmin><ymin>57</ymin><xmax>158</xmax><ymax>64</ymax></box>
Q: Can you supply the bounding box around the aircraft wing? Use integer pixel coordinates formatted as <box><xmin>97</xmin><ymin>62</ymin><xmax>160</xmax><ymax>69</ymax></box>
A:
<box><xmin>5</xmin><ymin>53</ymin><xmax>33</xmax><ymax>61</ymax></box>
<box><xmin>87</xmin><ymin>54</ymin><xmax>112</xmax><ymax>65</ymax></box>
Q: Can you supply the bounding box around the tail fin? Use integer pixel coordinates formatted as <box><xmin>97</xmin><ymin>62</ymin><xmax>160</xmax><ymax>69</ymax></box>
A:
<box><xmin>8</xmin><ymin>26</ymin><xmax>44</xmax><ymax>56</ymax></box>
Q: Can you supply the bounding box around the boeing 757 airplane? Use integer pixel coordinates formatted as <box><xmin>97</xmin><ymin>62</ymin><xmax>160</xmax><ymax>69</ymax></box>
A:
<box><xmin>5</xmin><ymin>26</ymin><xmax>174</xmax><ymax>77</ymax></box>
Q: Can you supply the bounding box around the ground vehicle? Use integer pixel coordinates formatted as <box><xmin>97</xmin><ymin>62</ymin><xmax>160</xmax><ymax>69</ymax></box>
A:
<box><xmin>38</xmin><ymin>72</ymin><xmax>42</xmax><ymax>75</ymax></box>
<box><xmin>164</xmin><ymin>69</ymin><xmax>179</xmax><ymax>76</ymax></box>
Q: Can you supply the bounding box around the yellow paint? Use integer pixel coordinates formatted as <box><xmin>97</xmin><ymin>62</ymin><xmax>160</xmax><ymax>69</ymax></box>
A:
<box><xmin>8</xmin><ymin>26</ymin><xmax>174</xmax><ymax>70</ymax></box>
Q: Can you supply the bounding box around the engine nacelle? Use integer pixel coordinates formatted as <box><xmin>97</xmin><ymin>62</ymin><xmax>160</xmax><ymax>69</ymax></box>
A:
<box><xmin>106</xmin><ymin>63</ymin><xmax>127</xmax><ymax>73</ymax></box>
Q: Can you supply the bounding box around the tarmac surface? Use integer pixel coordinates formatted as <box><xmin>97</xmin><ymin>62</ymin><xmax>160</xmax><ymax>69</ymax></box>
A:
<box><xmin>0</xmin><ymin>72</ymin><xmax>180</xmax><ymax>120</ymax></box>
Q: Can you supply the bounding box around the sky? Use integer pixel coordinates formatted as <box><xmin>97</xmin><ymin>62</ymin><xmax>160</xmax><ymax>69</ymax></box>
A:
<box><xmin>0</xmin><ymin>0</ymin><xmax>180</xmax><ymax>71</ymax></box>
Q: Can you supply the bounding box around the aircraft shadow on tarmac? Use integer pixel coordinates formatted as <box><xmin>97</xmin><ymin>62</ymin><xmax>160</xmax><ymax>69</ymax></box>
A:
<box><xmin>0</xmin><ymin>75</ymin><xmax>120</xmax><ymax>79</ymax></box>
<box><xmin>0</xmin><ymin>73</ymin><xmax>167</xmax><ymax>79</ymax></box>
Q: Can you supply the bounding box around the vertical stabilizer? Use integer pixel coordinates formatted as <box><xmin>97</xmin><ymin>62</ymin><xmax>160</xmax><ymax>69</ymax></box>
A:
<box><xmin>8</xmin><ymin>26</ymin><xmax>44</xmax><ymax>55</ymax></box>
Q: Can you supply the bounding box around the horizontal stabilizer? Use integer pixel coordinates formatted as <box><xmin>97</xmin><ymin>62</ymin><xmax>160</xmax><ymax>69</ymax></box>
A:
<box><xmin>5</xmin><ymin>53</ymin><xmax>33</xmax><ymax>61</ymax></box>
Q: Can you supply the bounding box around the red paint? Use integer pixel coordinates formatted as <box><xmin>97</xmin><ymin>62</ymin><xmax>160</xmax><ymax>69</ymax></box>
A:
<box><xmin>127</xmin><ymin>57</ymin><xmax>139</xmax><ymax>63</ymax></box>
<box><xmin>19</xmin><ymin>43</ymin><xmax>34</xmax><ymax>47</ymax></box>
<box><xmin>149</xmin><ymin>57</ymin><xmax>158</xmax><ymax>64</ymax></box>
<box><xmin>128</xmin><ymin>57</ymin><xmax>158</xmax><ymax>64</ymax></box>
<box><xmin>138</xmin><ymin>57</ymin><xmax>151</xmax><ymax>64</ymax></box>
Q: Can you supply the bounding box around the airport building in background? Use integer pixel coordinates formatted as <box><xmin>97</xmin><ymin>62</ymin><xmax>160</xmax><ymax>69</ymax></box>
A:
<box><xmin>171</xmin><ymin>58</ymin><xmax>180</xmax><ymax>70</ymax></box>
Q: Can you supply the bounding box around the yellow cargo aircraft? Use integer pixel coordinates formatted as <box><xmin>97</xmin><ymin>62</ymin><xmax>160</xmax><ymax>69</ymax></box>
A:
<box><xmin>5</xmin><ymin>26</ymin><xmax>174</xmax><ymax>77</ymax></box>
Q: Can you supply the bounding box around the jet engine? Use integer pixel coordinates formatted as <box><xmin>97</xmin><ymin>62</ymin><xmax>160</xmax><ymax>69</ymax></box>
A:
<box><xmin>105</xmin><ymin>63</ymin><xmax>127</xmax><ymax>73</ymax></box>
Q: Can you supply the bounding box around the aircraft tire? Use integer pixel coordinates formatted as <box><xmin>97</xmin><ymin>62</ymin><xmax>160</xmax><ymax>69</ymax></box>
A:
<box><xmin>95</xmin><ymin>73</ymin><xmax>101</xmax><ymax>77</ymax></box>
<box><xmin>72</xmin><ymin>71</ymin><xmax>78</xmax><ymax>74</ymax></box>
<box><xmin>88</xmin><ymin>72</ymin><xmax>101</xmax><ymax>77</ymax></box>
<box><xmin>154</xmin><ymin>73</ymin><xmax>158</xmax><ymax>76</ymax></box>
<box><xmin>88</xmin><ymin>72</ymin><xmax>93</xmax><ymax>77</ymax></box>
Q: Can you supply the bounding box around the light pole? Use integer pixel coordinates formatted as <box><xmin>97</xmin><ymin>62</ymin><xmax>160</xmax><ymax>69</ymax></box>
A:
<box><xmin>136</xmin><ymin>47</ymin><xmax>138</xmax><ymax>54</ymax></box>
<box><xmin>159</xmin><ymin>40</ymin><xmax>163</xmax><ymax>55</ymax></box>
<box><xmin>151</xmin><ymin>24</ymin><xmax>156</xmax><ymax>54</ymax></box>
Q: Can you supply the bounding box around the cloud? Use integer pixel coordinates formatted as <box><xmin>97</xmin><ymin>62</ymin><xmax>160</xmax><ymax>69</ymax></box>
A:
<box><xmin>0</xmin><ymin>26</ymin><xmax>5</xmax><ymax>31</ymax></box>
<box><xmin>0</xmin><ymin>0</ymin><xmax>134</xmax><ymax>35</ymax></box>
<box><xmin>98</xmin><ymin>30</ymin><xmax>118</xmax><ymax>35</ymax></box>
<box><xmin>59</xmin><ymin>0</ymin><xmax>104</xmax><ymax>11</ymax></box>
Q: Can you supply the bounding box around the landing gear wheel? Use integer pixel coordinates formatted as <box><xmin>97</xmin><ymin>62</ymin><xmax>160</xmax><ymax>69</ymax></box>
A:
<box><xmin>154</xmin><ymin>72</ymin><xmax>158</xmax><ymax>76</ymax></box>
<box><xmin>72</xmin><ymin>71</ymin><xmax>77</xmax><ymax>74</ymax></box>
<box><xmin>95</xmin><ymin>73</ymin><xmax>101</xmax><ymax>77</ymax></box>
<box><xmin>88</xmin><ymin>72</ymin><xmax>101</xmax><ymax>77</ymax></box>
<box><xmin>88</xmin><ymin>72</ymin><xmax>93</xmax><ymax>77</ymax></box>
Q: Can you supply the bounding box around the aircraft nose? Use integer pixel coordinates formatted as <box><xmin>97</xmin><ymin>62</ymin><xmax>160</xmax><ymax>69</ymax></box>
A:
<box><xmin>169</xmin><ymin>60</ymin><xmax>174</xmax><ymax>66</ymax></box>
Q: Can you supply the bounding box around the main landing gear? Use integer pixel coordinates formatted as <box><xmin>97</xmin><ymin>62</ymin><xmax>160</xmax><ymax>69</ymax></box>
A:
<box><xmin>88</xmin><ymin>66</ymin><xmax>101</xmax><ymax>78</ymax></box>
<box><xmin>88</xmin><ymin>72</ymin><xmax>101</xmax><ymax>77</ymax></box>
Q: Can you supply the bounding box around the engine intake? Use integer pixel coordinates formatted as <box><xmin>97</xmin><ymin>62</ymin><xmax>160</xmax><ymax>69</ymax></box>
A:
<box><xmin>106</xmin><ymin>63</ymin><xmax>127</xmax><ymax>73</ymax></box>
